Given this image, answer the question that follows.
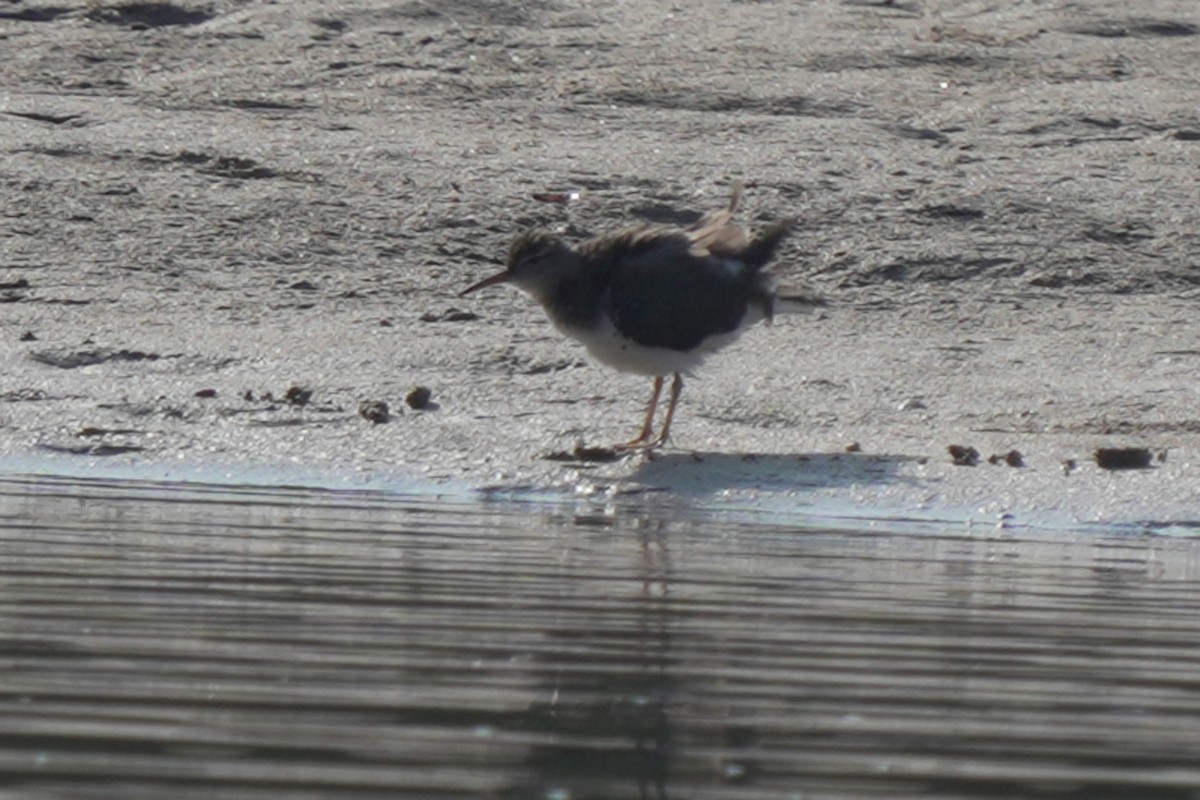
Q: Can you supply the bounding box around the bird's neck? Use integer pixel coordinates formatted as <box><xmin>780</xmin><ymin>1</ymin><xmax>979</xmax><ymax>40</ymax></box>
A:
<box><xmin>526</xmin><ymin>256</ymin><xmax>606</xmax><ymax>331</ymax></box>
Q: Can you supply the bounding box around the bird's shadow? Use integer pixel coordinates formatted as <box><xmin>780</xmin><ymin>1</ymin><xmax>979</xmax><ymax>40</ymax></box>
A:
<box><xmin>627</xmin><ymin>450</ymin><xmax>918</xmax><ymax>494</ymax></box>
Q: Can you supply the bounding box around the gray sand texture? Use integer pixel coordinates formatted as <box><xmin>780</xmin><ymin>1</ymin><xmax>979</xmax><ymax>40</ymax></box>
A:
<box><xmin>2</xmin><ymin>0</ymin><xmax>1200</xmax><ymax>526</ymax></box>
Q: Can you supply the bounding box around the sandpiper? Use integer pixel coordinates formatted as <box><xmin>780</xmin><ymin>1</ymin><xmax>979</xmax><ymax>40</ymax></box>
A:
<box><xmin>460</xmin><ymin>184</ymin><xmax>824</xmax><ymax>450</ymax></box>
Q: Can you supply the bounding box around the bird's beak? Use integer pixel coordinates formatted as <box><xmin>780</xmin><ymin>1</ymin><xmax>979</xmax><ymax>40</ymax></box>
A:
<box><xmin>459</xmin><ymin>270</ymin><xmax>511</xmax><ymax>297</ymax></box>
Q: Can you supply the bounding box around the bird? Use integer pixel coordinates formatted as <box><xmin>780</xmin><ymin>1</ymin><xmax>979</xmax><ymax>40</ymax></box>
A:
<box><xmin>460</xmin><ymin>184</ymin><xmax>824</xmax><ymax>451</ymax></box>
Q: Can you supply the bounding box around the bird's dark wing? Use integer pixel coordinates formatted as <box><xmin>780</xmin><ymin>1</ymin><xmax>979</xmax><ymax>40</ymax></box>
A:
<box><xmin>604</xmin><ymin>232</ymin><xmax>759</xmax><ymax>352</ymax></box>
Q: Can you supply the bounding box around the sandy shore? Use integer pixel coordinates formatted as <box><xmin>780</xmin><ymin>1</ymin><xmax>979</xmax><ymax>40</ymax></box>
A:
<box><xmin>2</xmin><ymin>0</ymin><xmax>1199</xmax><ymax>527</ymax></box>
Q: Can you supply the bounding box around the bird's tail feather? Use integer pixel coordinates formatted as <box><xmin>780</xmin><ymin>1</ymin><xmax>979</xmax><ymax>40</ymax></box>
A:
<box><xmin>739</xmin><ymin>217</ymin><xmax>795</xmax><ymax>270</ymax></box>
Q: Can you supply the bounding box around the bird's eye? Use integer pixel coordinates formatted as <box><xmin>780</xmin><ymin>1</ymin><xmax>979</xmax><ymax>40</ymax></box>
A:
<box><xmin>519</xmin><ymin>245</ymin><xmax>554</xmax><ymax>268</ymax></box>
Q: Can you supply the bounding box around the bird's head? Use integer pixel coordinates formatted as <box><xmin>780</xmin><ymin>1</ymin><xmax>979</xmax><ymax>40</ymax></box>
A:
<box><xmin>459</xmin><ymin>229</ymin><xmax>575</xmax><ymax>300</ymax></box>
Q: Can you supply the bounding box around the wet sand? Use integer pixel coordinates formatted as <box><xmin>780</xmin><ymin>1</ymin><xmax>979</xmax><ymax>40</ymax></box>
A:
<box><xmin>3</xmin><ymin>0</ymin><xmax>1200</xmax><ymax>526</ymax></box>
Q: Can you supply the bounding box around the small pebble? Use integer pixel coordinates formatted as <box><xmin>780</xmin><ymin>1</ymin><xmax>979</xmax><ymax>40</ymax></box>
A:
<box><xmin>405</xmin><ymin>385</ymin><xmax>432</xmax><ymax>409</ymax></box>
<box><xmin>285</xmin><ymin>385</ymin><xmax>313</xmax><ymax>406</ymax></box>
<box><xmin>358</xmin><ymin>400</ymin><xmax>391</xmax><ymax>424</ymax></box>
<box><xmin>987</xmin><ymin>449</ymin><xmax>1024</xmax><ymax>467</ymax></box>
<box><xmin>948</xmin><ymin>444</ymin><xmax>980</xmax><ymax>466</ymax></box>
<box><xmin>1095</xmin><ymin>447</ymin><xmax>1153</xmax><ymax>470</ymax></box>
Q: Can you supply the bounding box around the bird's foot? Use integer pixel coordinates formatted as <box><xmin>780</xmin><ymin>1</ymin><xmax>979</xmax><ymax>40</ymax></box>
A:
<box><xmin>613</xmin><ymin>435</ymin><xmax>668</xmax><ymax>454</ymax></box>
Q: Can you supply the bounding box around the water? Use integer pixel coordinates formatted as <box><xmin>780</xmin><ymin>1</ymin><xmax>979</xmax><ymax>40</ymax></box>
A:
<box><xmin>2</xmin><ymin>474</ymin><xmax>1200</xmax><ymax>799</ymax></box>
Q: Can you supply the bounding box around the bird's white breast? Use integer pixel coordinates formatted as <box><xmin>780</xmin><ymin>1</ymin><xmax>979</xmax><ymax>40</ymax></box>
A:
<box><xmin>557</xmin><ymin>309</ymin><xmax>762</xmax><ymax>377</ymax></box>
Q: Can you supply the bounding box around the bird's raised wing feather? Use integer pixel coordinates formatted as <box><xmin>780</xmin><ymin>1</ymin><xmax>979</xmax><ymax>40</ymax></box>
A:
<box><xmin>687</xmin><ymin>181</ymin><xmax>749</xmax><ymax>256</ymax></box>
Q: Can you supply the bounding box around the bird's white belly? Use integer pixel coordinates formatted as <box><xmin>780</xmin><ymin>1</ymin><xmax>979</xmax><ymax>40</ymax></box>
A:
<box><xmin>558</xmin><ymin>314</ymin><xmax>755</xmax><ymax>377</ymax></box>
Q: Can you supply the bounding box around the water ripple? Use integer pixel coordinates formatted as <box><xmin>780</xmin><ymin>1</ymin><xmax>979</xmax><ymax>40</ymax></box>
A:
<box><xmin>1</xmin><ymin>475</ymin><xmax>1199</xmax><ymax>799</ymax></box>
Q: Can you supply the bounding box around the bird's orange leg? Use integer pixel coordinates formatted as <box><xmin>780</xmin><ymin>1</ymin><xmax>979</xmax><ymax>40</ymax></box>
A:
<box><xmin>615</xmin><ymin>376</ymin><xmax>664</xmax><ymax>450</ymax></box>
<box><xmin>648</xmin><ymin>373</ymin><xmax>684</xmax><ymax>449</ymax></box>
